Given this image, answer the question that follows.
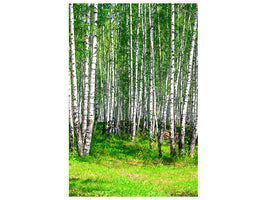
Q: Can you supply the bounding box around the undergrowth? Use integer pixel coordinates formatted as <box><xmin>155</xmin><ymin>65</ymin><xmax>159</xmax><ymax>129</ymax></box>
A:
<box><xmin>69</xmin><ymin>124</ymin><xmax>198</xmax><ymax>197</ymax></box>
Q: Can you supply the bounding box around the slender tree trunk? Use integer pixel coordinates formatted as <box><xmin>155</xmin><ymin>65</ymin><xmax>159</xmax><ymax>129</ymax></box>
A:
<box><xmin>102</xmin><ymin>26</ymin><xmax>108</xmax><ymax>135</ymax></box>
<box><xmin>127</xmin><ymin>5</ymin><xmax>131</xmax><ymax>136</ymax></box>
<box><xmin>158</xmin><ymin>72</ymin><xmax>169</xmax><ymax>158</ymax></box>
<box><xmin>157</xmin><ymin>4</ymin><xmax>163</xmax><ymax>125</ymax></box>
<box><xmin>129</xmin><ymin>4</ymin><xmax>134</xmax><ymax>139</ymax></box>
<box><xmin>137</xmin><ymin>4</ymin><xmax>144</xmax><ymax>135</ymax></box>
<box><xmin>149</xmin><ymin>3</ymin><xmax>155</xmax><ymax>149</ymax></box>
<box><xmin>169</xmin><ymin>3</ymin><xmax>177</xmax><ymax>157</ymax></box>
<box><xmin>84</xmin><ymin>3</ymin><xmax>98</xmax><ymax>155</ymax></box>
<box><xmin>142</xmin><ymin>4</ymin><xmax>148</xmax><ymax>136</ymax></box>
<box><xmin>179</xmin><ymin>6</ymin><xmax>198</xmax><ymax>156</ymax></box>
<box><xmin>190</xmin><ymin>43</ymin><xmax>198</xmax><ymax>156</ymax></box>
<box><xmin>109</xmin><ymin>7</ymin><xmax>115</xmax><ymax>137</ymax></box>
<box><xmin>81</xmin><ymin>3</ymin><xmax>91</xmax><ymax>142</ymax></box>
<box><xmin>173</xmin><ymin>4</ymin><xmax>180</xmax><ymax>137</ymax></box>
<box><xmin>69</xmin><ymin>71</ymin><xmax>74</xmax><ymax>152</ymax></box>
<box><xmin>69</xmin><ymin>3</ymin><xmax>83</xmax><ymax>157</ymax></box>
<box><xmin>132</xmin><ymin>3</ymin><xmax>140</xmax><ymax>142</ymax></box>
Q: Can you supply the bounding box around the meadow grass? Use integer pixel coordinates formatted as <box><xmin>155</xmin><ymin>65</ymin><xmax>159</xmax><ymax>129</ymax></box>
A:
<box><xmin>69</xmin><ymin>125</ymin><xmax>198</xmax><ymax>197</ymax></box>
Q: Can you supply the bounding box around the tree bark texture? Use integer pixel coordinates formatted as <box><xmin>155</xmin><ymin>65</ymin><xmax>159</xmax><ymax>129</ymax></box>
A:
<box><xmin>84</xmin><ymin>3</ymin><xmax>98</xmax><ymax>155</ymax></box>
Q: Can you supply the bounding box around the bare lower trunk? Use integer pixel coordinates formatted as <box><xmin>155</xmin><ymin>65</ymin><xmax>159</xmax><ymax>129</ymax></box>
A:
<box><xmin>69</xmin><ymin>71</ymin><xmax>74</xmax><ymax>152</ymax></box>
<box><xmin>158</xmin><ymin>72</ymin><xmax>169</xmax><ymax>158</ymax></box>
<box><xmin>190</xmin><ymin>45</ymin><xmax>198</xmax><ymax>156</ymax></box>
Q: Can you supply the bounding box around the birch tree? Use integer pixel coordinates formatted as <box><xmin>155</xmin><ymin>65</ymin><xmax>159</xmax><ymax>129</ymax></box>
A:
<box><xmin>189</xmin><ymin>43</ymin><xmax>198</xmax><ymax>156</ymax></box>
<box><xmin>169</xmin><ymin>3</ymin><xmax>177</xmax><ymax>156</ymax></box>
<box><xmin>81</xmin><ymin>3</ymin><xmax>91</xmax><ymax>141</ymax></box>
<box><xmin>69</xmin><ymin>70</ymin><xmax>74</xmax><ymax>152</ymax></box>
<box><xmin>84</xmin><ymin>3</ymin><xmax>98</xmax><ymax>155</ymax></box>
<box><xmin>142</xmin><ymin>4</ymin><xmax>148</xmax><ymax>135</ymax></box>
<box><xmin>109</xmin><ymin>6</ymin><xmax>115</xmax><ymax>137</ymax></box>
<box><xmin>179</xmin><ymin>5</ymin><xmax>198</xmax><ymax>156</ymax></box>
<box><xmin>149</xmin><ymin>3</ymin><xmax>155</xmax><ymax>149</ymax></box>
<box><xmin>132</xmin><ymin>3</ymin><xmax>140</xmax><ymax>142</ymax></box>
<box><xmin>69</xmin><ymin>3</ymin><xmax>83</xmax><ymax>157</ymax></box>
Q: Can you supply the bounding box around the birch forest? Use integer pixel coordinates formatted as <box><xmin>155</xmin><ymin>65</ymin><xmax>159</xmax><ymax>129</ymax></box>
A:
<box><xmin>69</xmin><ymin>3</ymin><xmax>198</xmax><ymax>196</ymax></box>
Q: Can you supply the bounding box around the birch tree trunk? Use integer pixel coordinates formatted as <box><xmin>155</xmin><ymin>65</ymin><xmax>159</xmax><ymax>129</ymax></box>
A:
<box><xmin>137</xmin><ymin>4</ymin><xmax>144</xmax><ymax>135</ymax></box>
<box><xmin>69</xmin><ymin>3</ymin><xmax>83</xmax><ymax>157</ymax></box>
<box><xmin>131</xmin><ymin>3</ymin><xmax>140</xmax><ymax>142</ymax></box>
<box><xmin>102</xmin><ymin>26</ymin><xmax>108</xmax><ymax>135</ymax></box>
<box><xmin>158</xmin><ymin>72</ymin><xmax>169</xmax><ymax>158</ymax></box>
<box><xmin>190</xmin><ymin>43</ymin><xmax>198</xmax><ymax>156</ymax></box>
<box><xmin>109</xmin><ymin>7</ymin><xmax>115</xmax><ymax>137</ymax></box>
<box><xmin>149</xmin><ymin>3</ymin><xmax>155</xmax><ymax>149</ymax></box>
<box><xmin>179</xmin><ymin>6</ymin><xmax>198</xmax><ymax>156</ymax></box>
<box><xmin>69</xmin><ymin>71</ymin><xmax>74</xmax><ymax>152</ymax></box>
<box><xmin>142</xmin><ymin>4</ymin><xmax>148</xmax><ymax>135</ymax></box>
<box><xmin>84</xmin><ymin>3</ymin><xmax>98</xmax><ymax>155</ymax></box>
<box><xmin>129</xmin><ymin>4</ymin><xmax>134</xmax><ymax>137</ymax></box>
<box><xmin>169</xmin><ymin>3</ymin><xmax>177</xmax><ymax>157</ymax></box>
<box><xmin>81</xmin><ymin>3</ymin><xmax>91</xmax><ymax>142</ymax></box>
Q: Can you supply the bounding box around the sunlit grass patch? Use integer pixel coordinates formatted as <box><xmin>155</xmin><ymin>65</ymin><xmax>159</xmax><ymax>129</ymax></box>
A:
<box><xmin>69</xmin><ymin>127</ymin><xmax>198</xmax><ymax>197</ymax></box>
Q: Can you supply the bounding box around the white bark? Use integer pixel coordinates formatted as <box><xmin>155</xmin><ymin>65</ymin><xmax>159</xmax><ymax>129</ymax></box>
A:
<box><xmin>69</xmin><ymin>3</ymin><xmax>83</xmax><ymax>157</ymax></box>
<box><xmin>149</xmin><ymin>3</ymin><xmax>155</xmax><ymax>149</ymax></box>
<box><xmin>190</xmin><ymin>43</ymin><xmax>198</xmax><ymax>156</ymax></box>
<box><xmin>137</xmin><ymin>4</ymin><xmax>144</xmax><ymax>135</ymax></box>
<box><xmin>169</xmin><ymin>3</ymin><xmax>177</xmax><ymax>156</ymax></box>
<box><xmin>81</xmin><ymin>3</ymin><xmax>91</xmax><ymax>141</ymax></box>
<box><xmin>69</xmin><ymin>70</ymin><xmax>74</xmax><ymax>152</ymax></box>
<box><xmin>109</xmin><ymin>7</ymin><xmax>115</xmax><ymax>137</ymax></box>
<box><xmin>142</xmin><ymin>4</ymin><xmax>148</xmax><ymax>135</ymax></box>
<box><xmin>84</xmin><ymin>3</ymin><xmax>98</xmax><ymax>155</ymax></box>
<box><xmin>179</xmin><ymin>6</ymin><xmax>198</xmax><ymax>156</ymax></box>
<box><xmin>102</xmin><ymin>26</ymin><xmax>108</xmax><ymax>134</ymax></box>
<box><xmin>130</xmin><ymin>4</ymin><xmax>134</xmax><ymax>136</ymax></box>
<box><xmin>127</xmin><ymin>5</ymin><xmax>131</xmax><ymax>134</ymax></box>
<box><xmin>158</xmin><ymin>70</ymin><xmax>169</xmax><ymax>158</ymax></box>
<box><xmin>132</xmin><ymin>3</ymin><xmax>140</xmax><ymax>142</ymax></box>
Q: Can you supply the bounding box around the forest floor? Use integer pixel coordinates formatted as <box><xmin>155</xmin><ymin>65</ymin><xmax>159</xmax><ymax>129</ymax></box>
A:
<box><xmin>69</xmin><ymin>124</ymin><xmax>198</xmax><ymax>197</ymax></box>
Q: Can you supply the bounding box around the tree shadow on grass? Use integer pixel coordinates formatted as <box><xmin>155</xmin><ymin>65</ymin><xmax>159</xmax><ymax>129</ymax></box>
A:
<box><xmin>69</xmin><ymin>177</ymin><xmax>113</xmax><ymax>197</ymax></box>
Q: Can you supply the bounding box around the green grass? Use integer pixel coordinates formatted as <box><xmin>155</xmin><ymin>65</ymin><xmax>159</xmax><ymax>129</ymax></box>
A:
<box><xmin>69</xmin><ymin>126</ymin><xmax>198</xmax><ymax>197</ymax></box>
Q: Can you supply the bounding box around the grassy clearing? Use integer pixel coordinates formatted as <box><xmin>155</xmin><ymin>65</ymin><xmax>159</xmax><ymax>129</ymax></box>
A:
<box><xmin>69</xmin><ymin>125</ymin><xmax>198</xmax><ymax>197</ymax></box>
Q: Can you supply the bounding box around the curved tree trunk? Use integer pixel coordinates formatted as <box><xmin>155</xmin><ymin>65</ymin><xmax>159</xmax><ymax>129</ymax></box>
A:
<box><xmin>69</xmin><ymin>3</ymin><xmax>83</xmax><ymax>157</ymax></box>
<box><xmin>179</xmin><ymin>6</ymin><xmax>198</xmax><ymax>156</ymax></box>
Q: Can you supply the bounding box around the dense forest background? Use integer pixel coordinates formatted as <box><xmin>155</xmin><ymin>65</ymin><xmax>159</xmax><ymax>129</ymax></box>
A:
<box><xmin>69</xmin><ymin>3</ymin><xmax>198</xmax><ymax>159</ymax></box>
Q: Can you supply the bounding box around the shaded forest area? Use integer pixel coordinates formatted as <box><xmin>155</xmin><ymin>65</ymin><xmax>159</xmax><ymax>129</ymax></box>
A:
<box><xmin>69</xmin><ymin>3</ymin><xmax>198</xmax><ymax>159</ymax></box>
